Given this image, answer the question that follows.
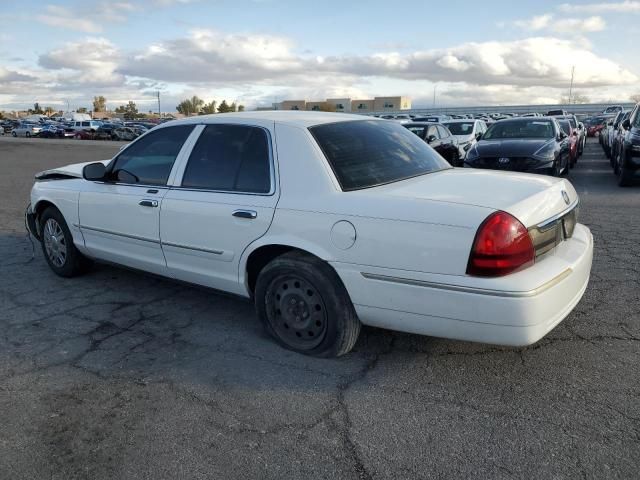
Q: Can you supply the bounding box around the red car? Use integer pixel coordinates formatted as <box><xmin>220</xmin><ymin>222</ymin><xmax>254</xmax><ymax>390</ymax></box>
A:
<box><xmin>586</xmin><ymin>117</ymin><xmax>607</xmax><ymax>137</ymax></box>
<box><xmin>73</xmin><ymin>129</ymin><xmax>96</xmax><ymax>140</ymax></box>
<box><xmin>558</xmin><ymin>119</ymin><xmax>578</xmax><ymax>168</ymax></box>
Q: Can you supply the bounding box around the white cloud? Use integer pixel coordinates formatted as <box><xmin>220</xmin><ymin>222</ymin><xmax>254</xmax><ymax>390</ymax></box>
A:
<box><xmin>515</xmin><ymin>14</ymin><xmax>554</xmax><ymax>30</ymax></box>
<box><xmin>559</xmin><ymin>1</ymin><xmax>640</xmax><ymax>13</ymax></box>
<box><xmin>1</xmin><ymin>30</ymin><xmax>638</xmax><ymax>110</ymax></box>
<box><xmin>512</xmin><ymin>13</ymin><xmax>606</xmax><ymax>33</ymax></box>
<box><xmin>35</xmin><ymin>2</ymin><xmax>137</xmax><ymax>33</ymax></box>
<box><xmin>552</xmin><ymin>16</ymin><xmax>606</xmax><ymax>32</ymax></box>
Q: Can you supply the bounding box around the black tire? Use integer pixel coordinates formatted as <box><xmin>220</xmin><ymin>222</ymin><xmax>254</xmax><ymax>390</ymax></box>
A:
<box><xmin>617</xmin><ymin>151</ymin><xmax>634</xmax><ymax>187</ymax></box>
<box><xmin>451</xmin><ymin>150</ymin><xmax>461</xmax><ymax>167</ymax></box>
<box><xmin>25</xmin><ymin>131</ymin><xmax>31</xmax><ymax>138</ymax></box>
<box><xmin>551</xmin><ymin>157</ymin><xmax>562</xmax><ymax>177</ymax></box>
<box><xmin>255</xmin><ymin>251</ymin><xmax>361</xmax><ymax>357</ymax></box>
<box><xmin>39</xmin><ymin>207</ymin><xmax>91</xmax><ymax>277</ymax></box>
<box><xmin>11</xmin><ymin>131</ymin><xmax>17</xmax><ymax>137</ymax></box>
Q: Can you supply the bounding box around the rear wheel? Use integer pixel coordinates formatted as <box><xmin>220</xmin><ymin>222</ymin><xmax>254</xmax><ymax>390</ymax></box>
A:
<box><xmin>255</xmin><ymin>251</ymin><xmax>361</xmax><ymax>357</ymax></box>
<box><xmin>40</xmin><ymin>207</ymin><xmax>91</xmax><ymax>277</ymax></box>
<box><xmin>11</xmin><ymin>131</ymin><xmax>16</xmax><ymax>137</ymax></box>
<box><xmin>26</xmin><ymin>131</ymin><xmax>31</xmax><ymax>138</ymax></box>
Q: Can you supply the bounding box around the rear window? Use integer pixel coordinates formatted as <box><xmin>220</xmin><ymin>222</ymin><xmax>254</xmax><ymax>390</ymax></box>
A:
<box><xmin>309</xmin><ymin>120</ymin><xmax>450</xmax><ymax>191</ymax></box>
<box><xmin>443</xmin><ymin>122</ymin><xmax>474</xmax><ymax>135</ymax></box>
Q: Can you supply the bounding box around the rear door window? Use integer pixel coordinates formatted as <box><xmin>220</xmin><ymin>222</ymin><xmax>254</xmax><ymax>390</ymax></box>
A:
<box><xmin>310</xmin><ymin>120</ymin><xmax>449</xmax><ymax>191</ymax></box>
<box><xmin>181</xmin><ymin>125</ymin><xmax>272</xmax><ymax>194</ymax></box>
<box><xmin>111</xmin><ymin>125</ymin><xmax>195</xmax><ymax>185</ymax></box>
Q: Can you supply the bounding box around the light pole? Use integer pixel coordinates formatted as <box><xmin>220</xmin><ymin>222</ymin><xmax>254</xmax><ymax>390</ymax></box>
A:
<box><xmin>433</xmin><ymin>84</ymin><xmax>437</xmax><ymax>108</ymax></box>
<box><xmin>157</xmin><ymin>90</ymin><xmax>161</xmax><ymax>118</ymax></box>
<box><xmin>568</xmin><ymin>66</ymin><xmax>575</xmax><ymax>105</ymax></box>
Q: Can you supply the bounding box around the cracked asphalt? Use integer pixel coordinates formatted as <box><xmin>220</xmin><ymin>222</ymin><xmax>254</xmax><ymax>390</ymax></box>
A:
<box><xmin>1</xmin><ymin>136</ymin><xmax>639</xmax><ymax>479</ymax></box>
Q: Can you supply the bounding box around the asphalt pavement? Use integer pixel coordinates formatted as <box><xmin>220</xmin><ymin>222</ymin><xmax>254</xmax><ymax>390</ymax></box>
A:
<box><xmin>0</xmin><ymin>135</ymin><xmax>638</xmax><ymax>479</ymax></box>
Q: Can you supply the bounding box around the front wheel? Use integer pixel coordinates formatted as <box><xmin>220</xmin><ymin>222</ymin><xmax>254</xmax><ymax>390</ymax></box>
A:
<box><xmin>25</xmin><ymin>131</ymin><xmax>31</xmax><ymax>138</ymax></box>
<box><xmin>255</xmin><ymin>251</ymin><xmax>361</xmax><ymax>357</ymax></box>
<box><xmin>40</xmin><ymin>207</ymin><xmax>91</xmax><ymax>277</ymax></box>
<box><xmin>617</xmin><ymin>151</ymin><xmax>634</xmax><ymax>187</ymax></box>
<box><xmin>11</xmin><ymin>131</ymin><xmax>17</xmax><ymax>137</ymax></box>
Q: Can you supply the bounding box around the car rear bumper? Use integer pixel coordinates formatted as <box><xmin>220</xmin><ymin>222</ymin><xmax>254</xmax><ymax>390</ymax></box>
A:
<box><xmin>332</xmin><ymin>224</ymin><xmax>593</xmax><ymax>346</ymax></box>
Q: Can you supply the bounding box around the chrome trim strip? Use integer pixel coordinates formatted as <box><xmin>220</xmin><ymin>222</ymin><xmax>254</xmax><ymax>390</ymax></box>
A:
<box><xmin>536</xmin><ymin>198</ymin><xmax>579</xmax><ymax>229</ymax></box>
<box><xmin>361</xmin><ymin>269</ymin><xmax>573</xmax><ymax>298</ymax></box>
<box><xmin>79</xmin><ymin>225</ymin><xmax>159</xmax><ymax>244</ymax></box>
<box><xmin>161</xmin><ymin>241</ymin><xmax>223</xmax><ymax>255</ymax></box>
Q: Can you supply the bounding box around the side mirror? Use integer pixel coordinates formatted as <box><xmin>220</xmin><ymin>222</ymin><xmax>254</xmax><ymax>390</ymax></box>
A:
<box><xmin>572</xmin><ymin>131</ymin><xmax>578</xmax><ymax>136</ymax></box>
<box><xmin>622</xmin><ymin>119</ymin><xmax>631</xmax><ymax>129</ymax></box>
<box><xmin>83</xmin><ymin>162</ymin><xmax>107</xmax><ymax>181</ymax></box>
<box><xmin>475</xmin><ymin>132</ymin><xmax>482</xmax><ymax>141</ymax></box>
<box><xmin>559</xmin><ymin>132</ymin><xmax>567</xmax><ymax>140</ymax></box>
<box><xmin>426</xmin><ymin>135</ymin><xmax>437</xmax><ymax>143</ymax></box>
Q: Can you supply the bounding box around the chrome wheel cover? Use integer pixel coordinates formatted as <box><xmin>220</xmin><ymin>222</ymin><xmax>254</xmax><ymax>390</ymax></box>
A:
<box><xmin>43</xmin><ymin>218</ymin><xmax>67</xmax><ymax>267</ymax></box>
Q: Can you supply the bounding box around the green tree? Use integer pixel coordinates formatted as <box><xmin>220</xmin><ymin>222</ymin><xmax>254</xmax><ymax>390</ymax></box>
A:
<box><xmin>201</xmin><ymin>100</ymin><xmax>217</xmax><ymax>114</ymax></box>
<box><xmin>44</xmin><ymin>106</ymin><xmax>55</xmax><ymax>116</ymax></box>
<box><xmin>176</xmin><ymin>96</ymin><xmax>204</xmax><ymax>116</ymax></box>
<box><xmin>217</xmin><ymin>100</ymin><xmax>231</xmax><ymax>113</ymax></box>
<box><xmin>93</xmin><ymin>95</ymin><xmax>107</xmax><ymax>112</ymax></box>
<box><xmin>229</xmin><ymin>102</ymin><xmax>237</xmax><ymax>112</ymax></box>
<box><xmin>77</xmin><ymin>107</ymin><xmax>88</xmax><ymax>113</ymax></box>
<box><xmin>238</xmin><ymin>104</ymin><xmax>245</xmax><ymax>112</ymax></box>
<box><xmin>32</xmin><ymin>102</ymin><xmax>43</xmax><ymax>114</ymax></box>
<box><xmin>123</xmin><ymin>101</ymin><xmax>138</xmax><ymax>120</ymax></box>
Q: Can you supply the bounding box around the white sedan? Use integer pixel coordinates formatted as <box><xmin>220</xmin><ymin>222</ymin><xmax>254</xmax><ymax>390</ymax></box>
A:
<box><xmin>26</xmin><ymin>112</ymin><xmax>593</xmax><ymax>357</ymax></box>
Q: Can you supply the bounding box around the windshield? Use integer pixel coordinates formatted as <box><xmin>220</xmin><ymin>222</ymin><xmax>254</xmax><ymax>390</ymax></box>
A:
<box><xmin>442</xmin><ymin>122</ymin><xmax>474</xmax><ymax>135</ymax></box>
<box><xmin>483</xmin><ymin>120</ymin><xmax>554</xmax><ymax>140</ymax></box>
<box><xmin>309</xmin><ymin>120</ymin><xmax>450</xmax><ymax>191</ymax></box>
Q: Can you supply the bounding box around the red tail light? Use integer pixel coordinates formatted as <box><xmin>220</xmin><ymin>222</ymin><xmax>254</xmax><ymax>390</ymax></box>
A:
<box><xmin>467</xmin><ymin>211</ymin><xmax>534</xmax><ymax>277</ymax></box>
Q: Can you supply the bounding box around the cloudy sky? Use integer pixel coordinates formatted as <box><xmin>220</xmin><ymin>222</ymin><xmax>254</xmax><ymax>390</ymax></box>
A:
<box><xmin>0</xmin><ymin>0</ymin><xmax>639</xmax><ymax>112</ymax></box>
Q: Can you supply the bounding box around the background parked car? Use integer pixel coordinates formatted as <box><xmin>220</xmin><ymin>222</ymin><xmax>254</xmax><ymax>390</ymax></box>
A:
<box><xmin>39</xmin><ymin>125</ymin><xmax>74</xmax><ymax>139</ymax></box>
<box><xmin>614</xmin><ymin>103</ymin><xmax>640</xmax><ymax>186</ymax></box>
<box><xmin>111</xmin><ymin>126</ymin><xmax>140</xmax><ymax>141</ymax></box>
<box><xmin>587</xmin><ymin>116</ymin><xmax>607</xmax><ymax>137</ymax></box>
<box><xmin>74</xmin><ymin>129</ymin><xmax>96</xmax><ymax>140</ymax></box>
<box><xmin>557</xmin><ymin>119</ymin><xmax>578</xmax><ymax>168</ymax></box>
<box><xmin>442</xmin><ymin>119</ymin><xmax>487</xmax><ymax>160</ymax></box>
<box><xmin>71</xmin><ymin>120</ymin><xmax>103</xmax><ymax>132</ymax></box>
<box><xmin>11</xmin><ymin>122</ymin><xmax>42</xmax><ymax>137</ymax></box>
<box><xmin>465</xmin><ymin>117</ymin><xmax>569</xmax><ymax>176</ymax></box>
<box><xmin>403</xmin><ymin>122</ymin><xmax>461</xmax><ymax>166</ymax></box>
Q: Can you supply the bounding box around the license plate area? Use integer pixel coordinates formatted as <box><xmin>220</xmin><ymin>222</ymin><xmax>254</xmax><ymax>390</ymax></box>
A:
<box><xmin>529</xmin><ymin>206</ymin><xmax>578</xmax><ymax>258</ymax></box>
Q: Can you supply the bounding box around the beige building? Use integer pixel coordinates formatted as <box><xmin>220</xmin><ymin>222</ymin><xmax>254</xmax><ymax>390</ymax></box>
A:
<box><xmin>373</xmin><ymin>96</ymin><xmax>411</xmax><ymax>111</ymax></box>
<box><xmin>326</xmin><ymin>98</ymin><xmax>351</xmax><ymax>112</ymax></box>
<box><xmin>274</xmin><ymin>96</ymin><xmax>411</xmax><ymax>113</ymax></box>
<box><xmin>351</xmin><ymin>99</ymin><xmax>375</xmax><ymax>112</ymax></box>
<box><xmin>305</xmin><ymin>101</ymin><xmax>327</xmax><ymax>111</ymax></box>
<box><xmin>281</xmin><ymin>100</ymin><xmax>306</xmax><ymax>111</ymax></box>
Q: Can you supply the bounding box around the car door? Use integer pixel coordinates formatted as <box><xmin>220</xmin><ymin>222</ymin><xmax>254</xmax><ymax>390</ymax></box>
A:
<box><xmin>426</xmin><ymin>125</ymin><xmax>443</xmax><ymax>156</ymax></box>
<box><xmin>436</xmin><ymin>125</ymin><xmax>457</xmax><ymax>163</ymax></box>
<box><xmin>78</xmin><ymin>124</ymin><xmax>197</xmax><ymax>276</ymax></box>
<box><xmin>160</xmin><ymin>122</ymin><xmax>278</xmax><ymax>296</ymax></box>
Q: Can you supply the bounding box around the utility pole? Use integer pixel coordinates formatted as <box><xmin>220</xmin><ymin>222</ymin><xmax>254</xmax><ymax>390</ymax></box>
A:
<box><xmin>433</xmin><ymin>84</ymin><xmax>437</xmax><ymax>108</ymax></box>
<box><xmin>568</xmin><ymin>66</ymin><xmax>575</xmax><ymax>105</ymax></box>
<box><xmin>157</xmin><ymin>91</ymin><xmax>161</xmax><ymax>118</ymax></box>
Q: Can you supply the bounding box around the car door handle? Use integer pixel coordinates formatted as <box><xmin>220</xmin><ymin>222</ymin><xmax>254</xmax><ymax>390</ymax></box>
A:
<box><xmin>232</xmin><ymin>210</ymin><xmax>257</xmax><ymax>219</ymax></box>
<box><xmin>139</xmin><ymin>199</ymin><xmax>158</xmax><ymax>208</ymax></box>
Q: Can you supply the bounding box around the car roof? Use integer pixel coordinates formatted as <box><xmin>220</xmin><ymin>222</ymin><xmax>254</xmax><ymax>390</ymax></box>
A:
<box><xmin>163</xmin><ymin>111</ymin><xmax>372</xmax><ymax>128</ymax></box>
<box><xmin>441</xmin><ymin>119</ymin><xmax>477</xmax><ymax>123</ymax></box>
